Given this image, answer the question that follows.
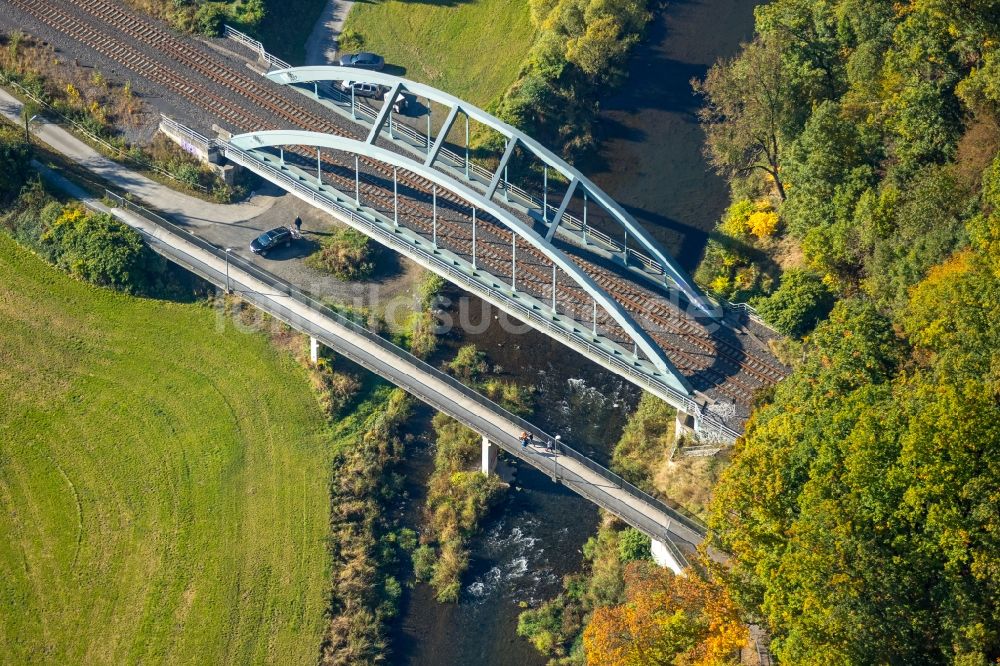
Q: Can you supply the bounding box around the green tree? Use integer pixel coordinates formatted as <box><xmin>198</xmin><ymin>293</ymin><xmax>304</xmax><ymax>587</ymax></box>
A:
<box><xmin>0</xmin><ymin>125</ymin><xmax>32</xmax><ymax>204</ymax></box>
<box><xmin>695</xmin><ymin>37</ymin><xmax>796</xmax><ymax>200</ymax></box>
<box><xmin>712</xmin><ymin>255</ymin><xmax>1000</xmax><ymax>662</ymax></box>
<box><xmin>752</xmin><ymin>269</ymin><xmax>835</xmax><ymax>337</ymax></box>
<box><xmin>780</xmin><ymin>100</ymin><xmax>877</xmax><ymax>276</ymax></box>
<box><xmin>617</xmin><ymin>528</ymin><xmax>651</xmax><ymax>564</ymax></box>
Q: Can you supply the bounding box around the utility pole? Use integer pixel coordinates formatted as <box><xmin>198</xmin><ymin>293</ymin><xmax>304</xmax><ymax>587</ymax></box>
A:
<box><xmin>225</xmin><ymin>248</ymin><xmax>233</xmax><ymax>293</ymax></box>
<box><xmin>22</xmin><ymin>107</ymin><xmax>39</xmax><ymax>143</ymax></box>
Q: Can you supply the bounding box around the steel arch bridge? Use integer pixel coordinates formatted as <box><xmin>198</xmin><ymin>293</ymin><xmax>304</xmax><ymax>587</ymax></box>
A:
<box><xmin>216</xmin><ymin>66</ymin><xmax>775</xmax><ymax>440</ymax></box>
<box><xmin>266</xmin><ymin>66</ymin><xmax>716</xmax><ymax>319</ymax></box>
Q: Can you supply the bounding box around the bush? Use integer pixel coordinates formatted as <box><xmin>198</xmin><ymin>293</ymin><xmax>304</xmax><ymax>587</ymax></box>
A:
<box><xmin>753</xmin><ymin>269</ymin><xmax>835</xmax><ymax>337</ymax></box>
<box><xmin>447</xmin><ymin>344</ymin><xmax>488</xmax><ymax>381</ymax></box>
<box><xmin>617</xmin><ymin>528</ymin><xmax>651</xmax><ymax>563</ymax></box>
<box><xmin>338</xmin><ymin>28</ymin><xmax>365</xmax><ymax>53</ymax></box>
<box><xmin>407</xmin><ymin>310</ymin><xmax>438</xmax><ymax>359</ymax></box>
<box><xmin>480</xmin><ymin>378</ymin><xmax>533</xmax><ymax>415</ymax></box>
<box><xmin>412</xmin><ymin>545</ymin><xmax>436</xmax><ymax>582</ymax></box>
<box><xmin>193</xmin><ymin>4</ymin><xmax>226</xmax><ymax>36</ymax></box>
<box><xmin>42</xmin><ymin>206</ymin><xmax>162</xmax><ymax>293</ymax></box>
<box><xmin>305</xmin><ymin>227</ymin><xmax>378</xmax><ymax>280</ymax></box>
<box><xmin>0</xmin><ymin>125</ymin><xmax>31</xmax><ymax>204</ymax></box>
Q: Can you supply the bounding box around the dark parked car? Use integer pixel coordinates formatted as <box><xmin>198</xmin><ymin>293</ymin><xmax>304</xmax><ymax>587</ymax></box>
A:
<box><xmin>249</xmin><ymin>226</ymin><xmax>293</xmax><ymax>255</ymax></box>
<box><xmin>338</xmin><ymin>52</ymin><xmax>385</xmax><ymax>71</ymax></box>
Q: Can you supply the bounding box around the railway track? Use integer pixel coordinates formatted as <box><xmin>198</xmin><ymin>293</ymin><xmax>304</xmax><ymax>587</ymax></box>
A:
<box><xmin>3</xmin><ymin>0</ymin><xmax>788</xmax><ymax>416</ymax></box>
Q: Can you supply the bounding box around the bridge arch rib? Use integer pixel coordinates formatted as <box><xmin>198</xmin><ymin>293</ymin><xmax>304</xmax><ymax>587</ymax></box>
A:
<box><xmin>264</xmin><ymin>65</ymin><xmax>718</xmax><ymax>319</ymax></box>
<box><xmin>228</xmin><ymin>129</ymin><xmax>693</xmax><ymax>396</ymax></box>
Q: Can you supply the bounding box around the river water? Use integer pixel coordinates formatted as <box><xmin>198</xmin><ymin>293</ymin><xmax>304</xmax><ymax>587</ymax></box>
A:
<box><xmin>389</xmin><ymin>1</ymin><xmax>758</xmax><ymax>663</ymax></box>
<box><xmin>587</xmin><ymin>0</ymin><xmax>759</xmax><ymax>272</ymax></box>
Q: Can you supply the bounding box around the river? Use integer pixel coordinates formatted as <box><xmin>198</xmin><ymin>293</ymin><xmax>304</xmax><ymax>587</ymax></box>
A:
<box><xmin>587</xmin><ymin>0</ymin><xmax>759</xmax><ymax>273</ymax></box>
<box><xmin>389</xmin><ymin>0</ymin><xmax>758</xmax><ymax>662</ymax></box>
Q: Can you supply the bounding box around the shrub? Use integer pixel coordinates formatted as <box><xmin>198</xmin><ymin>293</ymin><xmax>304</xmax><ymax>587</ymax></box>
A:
<box><xmin>42</xmin><ymin>206</ymin><xmax>162</xmax><ymax>293</ymax></box>
<box><xmin>447</xmin><ymin>344</ymin><xmax>488</xmax><ymax>381</ymax></box>
<box><xmin>719</xmin><ymin>199</ymin><xmax>755</xmax><ymax>237</ymax></box>
<box><xmin>617</xmin><ymin>528</ymin><xmax>651</xmax><ymax>563</ymax></box>
<box><xmin>0</xmin><ymin>125</ymin><xmax>31</xmax><ymax>204</ymax></box>
<box><xmin>310</xmin><ymin>360</ymin><xmax>361</xmax><ymax>417</ymax></box>
<box><xmin>747</xmin><ymin>210</ymin><xmax>780</xmax><ymax>238</ymax></box>
<box><xmin>193</xmin><ymin>4</ymin><xmax>226</xmax><ymax>36</ymax></box>
<box><xmin>407</xmin><ymin>310</ymin><xmax>438</xmax><ymax>359</ymax></box>
<box><xmin>412</xmin><ymin>545</ymin><xmax>436</xmax><ymax>582</ymax></box>
<box><xmin>305</xmin><ymin>227</ymin><xmax>377</xmax><ymax>280</ymax></box>
<box><xmin>753</xmin><ymin>269</ymin><xmax>836</xmax><ymax>337</ymax></box>
<box><xmin>480</xmin><ymin>378</ymin><xmax>533</xmax><ymax>415</ymax></box>
<box><xmin>417</xmin><ymin>272</ymin><xmax>445</xmax><ymax>309</ymax></box>
<box><xmin>338</xmin><ymin>28</ymin><xmax>365</xmax><ymax>53</ymax></box>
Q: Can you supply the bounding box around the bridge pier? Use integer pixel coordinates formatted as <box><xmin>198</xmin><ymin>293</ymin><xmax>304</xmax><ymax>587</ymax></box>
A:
<box><xmin>310</xmin><ymin>336</ymin><xmax>320</xmax><ymax>364</ymax></box>
<box><xmin>651</xmin><ymin>538</ymin><xmax>685</xmax><ymax>575</ymax></box>
<box><xmin>481</xmin><ymin>435</ymin><xmax>498</xmax><ymax>475</ymax></box>
<box><xmin>675</xmin><ymin>409</ymin><xmax>697</xmax><ymax>440</ymax></box>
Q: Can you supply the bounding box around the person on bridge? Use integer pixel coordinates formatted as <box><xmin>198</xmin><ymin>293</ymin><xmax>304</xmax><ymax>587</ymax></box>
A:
<box><xmin>519</xmin><ymin>431</ymin><xmax>529</xmax><ymax>449</ymax></box>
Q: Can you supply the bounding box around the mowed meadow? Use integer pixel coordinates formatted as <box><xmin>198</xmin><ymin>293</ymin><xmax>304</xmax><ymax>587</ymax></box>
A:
<box><xmin>342</xmin><ymin>0</ymin><xmax>536</xmax><ymax>107</ymax></box>
<box><xmin>0</xmin><ymin>234</ymin><xmax>331</xmax><ymax>664</ymax></box>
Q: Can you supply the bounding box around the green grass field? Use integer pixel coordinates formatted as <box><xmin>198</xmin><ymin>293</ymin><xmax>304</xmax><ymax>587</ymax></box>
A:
<box><xmin>0</xmin><ymin>234</ymin><xmax>332</xmax><ymax>664</ymax></box>
<box><xmin>342</xmin><ymin>0</ymin><xmax>536</xmax><ymax>106</ymax></box>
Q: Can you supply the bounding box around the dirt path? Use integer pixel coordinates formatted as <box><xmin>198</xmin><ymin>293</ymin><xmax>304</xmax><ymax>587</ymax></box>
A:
<box><xmin>305</xmin><ymin>0</ymin><xmax>355</xmax><ymax>65</ymax></box>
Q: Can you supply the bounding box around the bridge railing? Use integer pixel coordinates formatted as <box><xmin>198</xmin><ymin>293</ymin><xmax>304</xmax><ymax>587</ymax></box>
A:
<box><xmin>222</xmin><ymin>25</ymin><xmax>291</xmax><ymax>71</ymax></box>
<box><xmin>159</xmin><ymin>114</ymin><xmax>212</xmax><ymax>151</ymax></box>
<box><xmin>103</xmin><ymin>187</ymin><xmax>709</xmax><ymax>542</ymax></box>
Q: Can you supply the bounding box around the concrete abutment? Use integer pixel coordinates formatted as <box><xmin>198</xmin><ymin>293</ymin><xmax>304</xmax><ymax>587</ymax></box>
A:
<box><xmin>481</xmin><ymin>435</ymin><xmax>498</xmax><ymax>475</ymax></box>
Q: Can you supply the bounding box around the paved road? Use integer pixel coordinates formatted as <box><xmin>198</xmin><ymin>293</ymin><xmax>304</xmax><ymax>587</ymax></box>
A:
<box><xmin>305</xmin><ymin>0</ymin><xmax>355</xmax><ymax>66</ymax></box>
<box><xmin>0</xmin><ymin>87</ymin><xmax>279</xmax><ymax>224</ymax></box>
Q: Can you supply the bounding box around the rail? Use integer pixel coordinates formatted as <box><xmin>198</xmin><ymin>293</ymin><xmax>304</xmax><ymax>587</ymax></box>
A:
<box><xmin>102</xmin><ymin>188</ymin><xmax>708</xmax><ymax>544</ymax></box>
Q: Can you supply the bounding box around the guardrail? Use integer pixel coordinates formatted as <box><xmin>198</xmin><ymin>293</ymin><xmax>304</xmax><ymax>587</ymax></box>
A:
<box><xmin>102</xmin><ymin>187</ymin><xmax>709</xmax><ymax>545</ymax></box>
<box><xmin>222</xmin><ymin>25</ymin><xmax>291</xmax><ymax>71</ymax></box>
<box><xmin>159</xmin><ymin>114</ymin><xmax>212</xmax><ymax>151</ymax></box>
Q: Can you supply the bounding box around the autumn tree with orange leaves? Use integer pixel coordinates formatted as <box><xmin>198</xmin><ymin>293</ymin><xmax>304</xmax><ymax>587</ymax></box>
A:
<box><xmin>582</xmin><ymin>562</ymin><xmax>747</xmax><ymax>666</ymax></box>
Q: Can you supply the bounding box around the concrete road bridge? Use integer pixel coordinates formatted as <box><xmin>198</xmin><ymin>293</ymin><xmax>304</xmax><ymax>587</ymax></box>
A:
<box><xmin>85</xmin><ymin>186</ymin><xmax>709</xmax><ymax>572</ymax></box>
<box><xmin>0</xmin><ymin>0</ymin><xmax>793</xmax><ymax>567</ymax></box>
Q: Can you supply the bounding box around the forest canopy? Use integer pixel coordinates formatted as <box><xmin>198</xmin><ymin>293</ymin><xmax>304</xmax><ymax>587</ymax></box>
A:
<box><xmin>694</xmin><ymin>2</ymin><xmax>1000</xmax><ymax>663</ymax></box>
